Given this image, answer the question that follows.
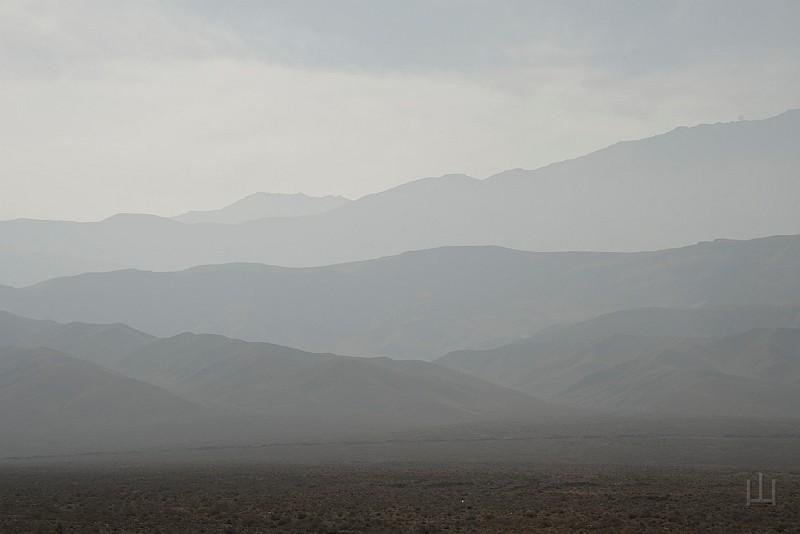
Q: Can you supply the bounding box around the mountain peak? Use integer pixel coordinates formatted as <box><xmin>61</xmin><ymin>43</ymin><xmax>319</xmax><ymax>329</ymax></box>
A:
<box><xmin>102</xmin><ymin>213</ymin><xmax>176</xmax><ymax>225</ymax></box>
<box><xmin>173</xmin><ymin>192</ymin><xmax>351</xmax><ymax>224</ymax></box>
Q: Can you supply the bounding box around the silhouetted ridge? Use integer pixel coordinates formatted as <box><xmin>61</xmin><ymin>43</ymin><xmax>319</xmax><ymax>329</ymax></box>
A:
<box><xmin>3</xmin><ymin>235</ymin><xmax>800</xmax><ymax>359</ymax></box>
<box><xmin>3</xmin><ymin>110</ymin><xmax>797</xmax><ymax>286</ymax></box>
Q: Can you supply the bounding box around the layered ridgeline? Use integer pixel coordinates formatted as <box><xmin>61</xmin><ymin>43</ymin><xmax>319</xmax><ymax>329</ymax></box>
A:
<box><xmin>1</xmin><ymin>110</ymin><xmax>799</xmax><ymax>287</ymax></box>
<box><xmin>438</xmin><ymin>307</ymin><xmax>800</xmax><ymax>418</ymax></box>
<box><xmin>172</xmin><ymin>192</ymin><xmax>351</xmax><ymax>224</ymax></box>
<box><xmin>0</xmin><ymin>311</ymin><xmax>557</xmax><ymax>457</ymax></box>
<box><xmin>3</xmin><ymin>235</ymin><xmax>800</xmax><ymax>360</ymax></box>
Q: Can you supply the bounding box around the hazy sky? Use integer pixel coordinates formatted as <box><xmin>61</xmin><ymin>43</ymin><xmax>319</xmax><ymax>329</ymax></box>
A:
<box><xmin>2</xmin><ymin>0</ymin><xmax>799</xmax><ymax>221</ymax></box>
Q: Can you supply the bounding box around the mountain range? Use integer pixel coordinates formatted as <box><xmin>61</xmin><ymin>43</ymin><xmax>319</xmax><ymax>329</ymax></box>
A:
<box><xmin>0</xmin><ymin>311</ymin><xmax>557</xmax><ymax>456</ymax></box>
<box><xmin>1</xmin><ymin>110</ymin><xmax>798</xmax><ymax>287</ymax></box>
<box><xmin>438</xmin><ymin>307</ymin><xmax>800</xmax><ymax>418</ymax></box>
<box><xmin>172</xmin><ymin>192</ymin><xmax>351</xmax><ymax>224</ymax></box>
<box><xmin>555</xmin><ymin>328</ymin><xmax>800</xmax><ymax>418</ymax></box>
<box><xmin>4</xmin><ymin>109</ymin><xmax>800</xmax><ymax>457</ymax></box>
<box><xmin>3</xmin><ymin>234</ymin><xmax>800</xmax><ymax>360</ymax></box>
<box><xmin>4</xmin><ymin>299</ymin><xmax>800</xmax><ymax>458</ymax></box>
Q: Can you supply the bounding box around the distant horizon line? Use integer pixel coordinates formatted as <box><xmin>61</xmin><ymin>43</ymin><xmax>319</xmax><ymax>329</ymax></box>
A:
<box><xmin>5</xmin><ymin>107</ymin><xmax>797</xmax><ymax>225</ymax></box>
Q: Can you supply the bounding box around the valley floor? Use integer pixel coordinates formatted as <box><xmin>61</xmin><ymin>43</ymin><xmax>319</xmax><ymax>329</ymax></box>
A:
<box><xmin>1</xmin><ymin>462</ymin><xmax>798</xmax><ymax>533</ymax></box>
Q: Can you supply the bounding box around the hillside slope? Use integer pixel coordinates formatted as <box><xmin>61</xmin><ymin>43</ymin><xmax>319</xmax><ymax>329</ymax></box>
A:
<box><xmin>439</xmin><ymin>312</ymin><xmax>800</xmax><ymax>418</ymax></box>
<box><xmin>0</xmin><ymin>346</ymin><xmax>238</xmax><ymax>457</ymax></box>
<box><xmin>558</xmin><ymin>329</ymin><xmax>800</xmax><ymax>417</ymax></box>
<box><xmin>0</xmin><ymin>312</ymin><xmax>564</xmax><ymax>444</ymax></box>
<box><xmin>437</xmin><ymin>306</ymin><xmax>800</xmax><ymax>395</ymax></box>
<box><xmin>114</xmin><ymin>332</ymin><xmax>560</xmax><ymax>431</ymax></box>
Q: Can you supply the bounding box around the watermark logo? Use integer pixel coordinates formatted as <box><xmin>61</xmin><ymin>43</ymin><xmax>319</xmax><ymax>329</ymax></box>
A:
<box><xmin>746</xmin><ymin>472</ymin><xmax>776</xmax><ymax>506</ymax></box>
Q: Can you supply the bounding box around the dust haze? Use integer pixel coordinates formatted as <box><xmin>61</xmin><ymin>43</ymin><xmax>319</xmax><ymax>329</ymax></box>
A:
<box><xmin>2</xmin><ymin>2</ymin><xmax>799</xmax><ymax>532</ymax></box>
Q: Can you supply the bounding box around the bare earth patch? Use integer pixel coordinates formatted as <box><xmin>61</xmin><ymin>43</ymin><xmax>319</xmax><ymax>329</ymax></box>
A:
<box><xmin>1</xmin><ymin>464</ymin><xmax>798</xmax><ymax>533</ymax></box>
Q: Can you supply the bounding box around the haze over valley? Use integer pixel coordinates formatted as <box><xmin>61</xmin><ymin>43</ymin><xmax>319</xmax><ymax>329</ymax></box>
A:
<box><xmin>3</xmin><ymin>107</ymin><xmax>800</xmax><ymax>458</ymax></box>
<box><xmin>3</xmin><ymin>3</ymin><xmax>800</xmax><ymax>531</ymax></box>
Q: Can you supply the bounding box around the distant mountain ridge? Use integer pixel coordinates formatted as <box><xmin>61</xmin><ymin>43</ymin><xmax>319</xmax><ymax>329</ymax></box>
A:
<box><xmin>1</xmin><ymin>110</ymin><xmax>798</xmax><ymax>286</ymax></box>
<box><xmin>3</xmin><ymin>234</ymin><xmax>800</xmax><ymax>360</ymax></box>
<box><xmin>0</xmin><ymin>310</ymin><xmax>155</xmax><ymax>366</ymax></box>
<box><xmin>173</xmin><ymin>192</ymin><xmax>351</xmax><ymax>224</ymax></box>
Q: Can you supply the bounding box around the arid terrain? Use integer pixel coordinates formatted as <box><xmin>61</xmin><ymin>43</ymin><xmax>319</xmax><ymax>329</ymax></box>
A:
<box><xmin>3</xmin><ymin>4</ymin><xmax>800</xmax><ymax>533</ymax></box>
<box><xmin>1</xmin><ymin>463</ymin><xmax>797</xmax><ymax>533</ymax></box>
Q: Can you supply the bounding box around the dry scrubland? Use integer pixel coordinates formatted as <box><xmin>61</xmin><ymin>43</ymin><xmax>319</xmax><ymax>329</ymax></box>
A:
<box><xmin>1</xmin><ymin>464</ymin><xmax>799</xmax><ymax>533</ymax></box>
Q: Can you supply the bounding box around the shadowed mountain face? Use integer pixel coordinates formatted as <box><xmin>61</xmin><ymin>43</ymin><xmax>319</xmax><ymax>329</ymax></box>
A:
<box><xmin>113</xmin><ymin>333</ymin><xmax>557</xmax><ymax>430</ymax></box>
<box><xmin>172</xmin><ymin>192</ymin><xmax>351</xmax><ymax>224</ymax></box>
<box><xmin>3</xmin><ymin>235</ymin><xmax>800</xmax><ymax>360</ymax></box>
<box><xmin>0</xmin><ymin>346</ymin><xmax>227</xmax><ymax>457</ymax></box>
<box><xmin>437</xmin><ymin>307</ymin><xmax>800</xmax><ymax>394</ymax></box>
<box><xmin>438</xmin><ymin>309</ymin><xmax>800</xmax><ymax>418</ymax></box>
<box><xmin>0</xmin><ymin>311</ymin><xmax>155</xmax><ymax>367</ymax></box>
<box><xmin>1</xmin><ymin>110</ymin><xmax>799</xmax><ymax>287</ymax></box>
<box><xmin>0</xmin><ymin>312</ymin><xmax>562</xmax><ymax>456</ymax></box>
<box><xmin>558</xmin><ymin>329</ymin><xmax>800</xmax><ymax>417</ymax></box>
